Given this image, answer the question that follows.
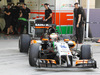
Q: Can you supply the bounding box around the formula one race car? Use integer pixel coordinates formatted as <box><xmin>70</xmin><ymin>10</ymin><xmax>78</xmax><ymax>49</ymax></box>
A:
<box><xmin>19</xmin><ymin>24</ymin><xmax>97</xmax><ymax>68</ymax></box>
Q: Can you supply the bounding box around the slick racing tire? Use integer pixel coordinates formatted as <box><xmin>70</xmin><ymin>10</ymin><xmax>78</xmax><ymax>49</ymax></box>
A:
<box><xmin>80</xmin><ymin>45</ymin><xmax>91</xmax><ymax>59</ymax></box>
<box><xmin>29</xmin><ymin>44</ymin><xmax>40</xmax><ymax>66</ymax></box>
<box><xmin>19</xmin><ymin>34</ymin><xmax>31</xmax><ymax>53</ymax></box>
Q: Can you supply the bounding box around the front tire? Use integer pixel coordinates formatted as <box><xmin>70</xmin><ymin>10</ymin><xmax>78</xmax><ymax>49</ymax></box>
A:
<box><xmin>29</xmin><ymin>44</ymin><xmax>40</xmax><ymax>66</ymax></box>
<box><xmin>80</xmin><ymin>45</ymin><xmax>91</xmax><ymax>59</ymax></box>
<box><xmin>19</xmin><ymin>34</ymin><xmax>31</xmax><ymax>53</ymax></box>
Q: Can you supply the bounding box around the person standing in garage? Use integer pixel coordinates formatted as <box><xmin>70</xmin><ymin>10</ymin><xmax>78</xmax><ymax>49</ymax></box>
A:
<box><xmin>74</xmin><ymin>3</ymin><xmax>84</xmax><ymax>44</ymax></box>
<box><xmin>11</xmin><ymin>3</ymin><xmax>21</xmax><ymax>34</ymax></box>
<box><xmin>44</xmin><ymin>3</ymin><xmax>52</xmax><ymax>24</ymax></box>
<box><xmin>73</xmin><ymin>8</ymin><xmax>78</xmax><ymax>37</ymax></box>
<box><xmin>4</xmin><ymin>4</ymin><xmax>13</xmax><ymax>35</ymax></box>
<box><xmin>16</xmin><ymin>3</ymin><xmax>21</xmax><ymax>34</ymax></box>
<box><xmin>18</xmin><ymin>3</ymin><xmax>30</xmax><ymax>34</ymax></box>
<box><xmin>11</xmin><ymin>3</ymin><xmax>16</xmax><ymax>34</ymax></box>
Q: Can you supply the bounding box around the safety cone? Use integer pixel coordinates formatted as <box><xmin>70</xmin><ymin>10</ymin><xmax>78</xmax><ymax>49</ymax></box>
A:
<box><xmin>97</xmin><ymin>39</ymin><xmax>100</xmax><ymax>43</ymax></box>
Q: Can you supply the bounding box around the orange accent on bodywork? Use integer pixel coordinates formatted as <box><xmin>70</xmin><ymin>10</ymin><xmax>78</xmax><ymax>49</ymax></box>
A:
<box><xmin>31</xmin><ymin>40</ymin><xmax>37</xmax><ymax>44</ymax></box>
<box><xmin>42</xmin><ymin>38</ymin><xmax>48</xmax><ymax>41</ymax></box>
<box><xmin>40</xmin><ymin>59</ymin><xmax>50</xmax><ymax>63</ymax></box>
<box><xmin>40</xmin><ymin>59</ymin><xmax>56</xmax><ymax>64</ymax></box>
<box><xmin>76</xmin><ymin>60</ymin><xmax>88</xmax><ymax>65</ymax></box>
<box><xmin>50</xmin><ymin>60</ymin><xmax>56</xmax><ymax>64</ymax></box>
<box><xmin>64</xmin><ymin>39</ymin><xmax>69</xmax><ymax>42</ymax></box>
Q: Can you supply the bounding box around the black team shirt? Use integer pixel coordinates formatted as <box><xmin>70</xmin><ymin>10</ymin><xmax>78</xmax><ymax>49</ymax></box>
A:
<box><xmin>21</xmin><ymin>8</ymin><xmax>30</xmax><ymax>19</ymax></box>
<box><xmin>76</xmin><ymin>7</ymin><xmax>82</xmax><ymax>27</ymax></box>
<box><xmin>74</xmin><ymin>8</ymin><xmax>78</xmax><ymax>19</ymax></box>
<box><xmin>11</xmin><ymin>6</ymin><xmax>20</xmax><ymax>19</ymax></box>
<box><xmin>4</xmin><ymin>8</ymin><xmax>12</xmax><ymax>19</ymax></box>
<box><xmin>45</xmin><ymin>8</ymin><xmax>52</xmax><ymax>24</ymax></box>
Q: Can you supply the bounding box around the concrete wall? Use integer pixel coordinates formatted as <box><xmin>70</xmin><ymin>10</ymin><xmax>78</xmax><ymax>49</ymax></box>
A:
<box><xmin>0</xmin><ymin>0</ymin><xmax>7</xmax><ymax>7</ymax></box>
<box><xmin>0</xmin><ymin>0</ymin><xmax>19</xmax><ymax>7</ymax></box>
<box><xmin>95</xmin><ymin>0</ymin><xmax>100</xmax><ymax>8</ymax></box>
<box><xmin>85</xmin><ymin>9</ymin><xmax>100</xmax><ymax>37</ymax></box>
<box><xmin>81</xmin><ymin>0</ymin><xmax>95</xmax><ymax>8</ymax></box>
<box><xmin>12</xmin><ymin>0</ymin><xmax>19</xmax><ymax>4</ymax></box>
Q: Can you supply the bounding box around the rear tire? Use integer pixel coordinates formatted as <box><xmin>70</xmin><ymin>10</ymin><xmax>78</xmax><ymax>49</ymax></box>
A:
<box><xmin>29</xmin><ymin>44</ymin><xmax>40</xmax><ymax>66</ymax></box>
<box><xmin>19</xmin><ymin>34</ymin><xmax>31</xmax><ymax>53</ymax></box>
<box><xmin>80</xmin><ymin>45</ymin><xmax>91</xmax><ymax>59</ymax></box>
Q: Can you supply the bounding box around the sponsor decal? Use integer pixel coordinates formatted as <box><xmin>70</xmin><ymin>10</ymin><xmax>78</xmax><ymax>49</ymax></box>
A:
<box><xmin>41</xmin><ymin>4</ymin><xmax>44</xmax><ymax>7</ymax></box>
<box><xmin>35</xmin><ymin>24</ymin><xmax>49</xmax><ymax>26</ymax></box>
<box><xmin>27</xmin><ymin>1</ymin><xmax>34</xmax><ymax>4</ymax></box>
<box><xmin>60</xmin><ymin>45</ymin><xmax>67</xmax><ymax>48</ymax></box>
<box><xmin>62</xmin><ymin>4</ymin><xmax>74</xmax><ymax>8</ymax></box>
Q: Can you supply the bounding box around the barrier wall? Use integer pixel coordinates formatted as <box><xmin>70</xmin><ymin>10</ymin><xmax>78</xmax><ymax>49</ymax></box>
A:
<box><xmin>88</xmin><ymin>9</ymin><xmax>100</xmax><ymax>37</ymax></box>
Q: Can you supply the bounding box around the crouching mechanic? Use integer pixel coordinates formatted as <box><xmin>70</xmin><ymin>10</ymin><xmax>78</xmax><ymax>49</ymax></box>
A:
<box><xmin>18</xmin><ymin>3</ymin><xmax>30</xmax><ymax>34</ymax></box>
<box><xmin>44</xmin><ymin>3</ymin><xmax>52</xmax><ymax>24</ymax></box>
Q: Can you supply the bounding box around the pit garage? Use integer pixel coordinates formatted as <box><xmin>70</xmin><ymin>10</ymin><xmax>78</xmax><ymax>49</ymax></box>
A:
<box><xmin>0</xmin><ymin>0</ymin><xmax>100</xmax><ymax>75</ymax></box>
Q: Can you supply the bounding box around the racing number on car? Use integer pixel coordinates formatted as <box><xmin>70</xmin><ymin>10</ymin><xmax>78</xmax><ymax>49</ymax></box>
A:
<box><xmin>60</xmin><ymin>45</ymin><xmax>67</xmax><ymax>48</ymax></box>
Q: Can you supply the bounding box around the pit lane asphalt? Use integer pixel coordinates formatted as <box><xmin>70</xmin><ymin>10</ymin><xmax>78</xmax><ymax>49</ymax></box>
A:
<box><xmin>0</xmin><ymin>39</ymin><xmax>100</xmax><ymax>75</ymax></box>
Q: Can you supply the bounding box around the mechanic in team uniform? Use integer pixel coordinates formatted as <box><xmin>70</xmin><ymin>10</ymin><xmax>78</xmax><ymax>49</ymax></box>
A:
<box><xmin>74</xmin><ymin>3</ymin><xmax>83</xmax><ymax>44</ymax></box>
<box><xmin>4</xmin><ymin>4</ymin><xmax>13</xmax><ymax>35</ymax></box>
<box><xmin>44</xmin><ymin>3</ymin><xmax>52</xmax><ymax>24</ymax></box>
<box><xmin>11</xmin><ymin>3</ymin><xmax>16</xmax><ymax>34</ymax></box>
<box><xmin>73</xmin><ymin>8</ymin><xmax>78</xmax><ymax>36</ymax></box>
<box><xmin>11</xmin><ymin>3</ymin><xmax>21</xmax><ymax>34</ymax></box>
<box><xmin>18</xmin><ymin>3</ymin><xmax>30</xmax><ymax>34</ymax></box>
